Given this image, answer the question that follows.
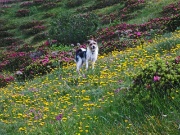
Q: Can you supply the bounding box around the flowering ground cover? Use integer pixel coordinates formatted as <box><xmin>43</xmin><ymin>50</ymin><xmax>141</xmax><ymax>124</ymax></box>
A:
<box><xmin>0</xmin><ymin>30</ymin><xmax>180</xmax><ymax>134</ymax></box>
<box><xmin>0</xmin><ymin>0</ymin><xmax>180</xmax><ymax>134</ymax></box>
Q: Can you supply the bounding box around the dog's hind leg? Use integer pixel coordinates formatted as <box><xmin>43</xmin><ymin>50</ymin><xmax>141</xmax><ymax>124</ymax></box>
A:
<box><xmin>76</xmin><ymin>59</ymin><xmax>83</xmax><ymax>74</ymax></box>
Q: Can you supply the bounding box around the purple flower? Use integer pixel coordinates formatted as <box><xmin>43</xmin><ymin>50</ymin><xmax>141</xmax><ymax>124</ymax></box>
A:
<box><xmin>55</xmin><ymin>114</ymin><xmax>63</xmax><ymax>121</ymax></box>
<box><xmin>114</xmin><ymin>88</ymin><xmax>121</xmax><ymax>94</ymax></box>
<box><xmin>135</xmin><ymin>31</ymin><xmax>141</xmax><ymax>37</ymax></box>
<box><xmin>153</xmin><ymin>75</ymin><xmax>161</xmax><ymax>81</ymax></box>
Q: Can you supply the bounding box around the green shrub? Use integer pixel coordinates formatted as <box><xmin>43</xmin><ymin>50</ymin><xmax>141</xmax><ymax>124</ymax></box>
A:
<box><xmin>50</xmin><ymin>44</ymin><xmax>72</xmax><ymax>51</ymax></box>
<box><xmin>0</xmin><ymin>37</ymin><xmax>21</xmax><ymax>47</ymax></box>
<box><xmin>32</xmin><ymin>32</ymin><xmax>47</xmax><ymax>43</ymax></box>
<box><xmin>0</xmin><ymin>52</ymin><xmax>32</xmax><ymax>72</ymax></box>
<box><xmin>22</xmin><ymin>62</ymin><xmax>53</xmax><ymax>79</ymax></box>
<box><xmin>49</xmin><ymin>12</ymin><xmax>99</xmax><ymax>44</ymax></box>
<box><xmin>132</xmin><ymin>57</ymin><xmax>180</xmax><ymax>96</ymax></box>
<box><xmin>89</xmin><ymin>0</ymin><xmax>121</xmax><ymax>10</ymax></box>
<box><xmin>0</xmin><ymin>31</ymin><xmax>13</xmax><ymax>38</ymax></box>
<box><xmin>21</xmin><ymin>55</ymin><xmax>56</xmax><ymax>79</ymax></box>
<box><xmin>166</xmin><ymin>14</ymin><xmax>180</xmax><ymax>32</ymax></box>
<box><xmin>22</xmin><ymin>25</ymin><xmax>46</xmax><ymax>36</ymax></box>
<box><xmin>125</xmin><ymin>56</ymin><xmax>180</xmax><ymax>113</ymax></box>
<box><xmin>19</xmin><ymin>21</ymin><xmax>44</xmax><ymax>30</ymax></box>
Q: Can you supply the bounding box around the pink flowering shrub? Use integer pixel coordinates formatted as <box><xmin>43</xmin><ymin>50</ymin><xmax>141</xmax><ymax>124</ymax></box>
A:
<box><xmin>22</xmin><ymin>55</ymin><xmax>54</xmax><ymax>79</ymax></box>
<box><xmin>40</xmin><ymin>2</ymin><xmax>57</xmax><ymax>10</ymax></box>
<box><xmin>0</xmin><ymin>51</ymin><xmax>32</xmax><ymax>72</ymax></box>
<box><xmin>0</xmin><ymin>37</ymin><xmax>22</xmax><ymax>47</ymax></box>
<box><xmin>100</xmin><ymin>12</ymin><xmax>119</xmax><ymax>25</ymax></box>
<box><xmin>100</xmin><ymin>39</ymin><xmax>138</xmax><ymax>54</ymax></box>
<box><xmin>16</xmin><ymin>9</ymin><xmax>30</xmax><ymax>17</ymax></box>
<box><xmin>16</xmin><ymin>44</ymin><xmax>35</xmax><ymax>52</ymax></box>
<box><xmin>42</xmin><ymin>12</ymin><xmax>55</xmax><ymax>18</ymax></box>
<box><xmin>23</xmin><ymin>25</ymin><xmax>46</xmax><ymax>36</ymax></box>
<box><xmin>0</xmin><ymin>24</ymin><xmax>16</xmax><ymax>31</ymax></box>
<box><xmin>22</xmin><ymin>50</ymin><xmax>74</xmax><ymax>79</ymax></box>
<box><xmin>12</xmin><ymin>43</ymin><xmax>73</xmax><ymax>80</ymax></box>
<box><xmin>120</xmin><ymin>0</ymin><xmax>146</xmax><ymax>21</ymax></box>
<box><xmin>166</xmin><ymin>14</ymin><xmax>180</xmax><ymax>32</ymax></box>
<box><xmin>161</xmin><ymin>1</ymin><xmax>180</xmax><ymax>17</ymax></box>
<box><xmin>89</xmin><ymin>0</ymin><xmax>122</xmax><ymax>10</ymax></box>
<box><xmin>33</xmin><ymin>0</ymin><xmax>44</xmax><ymax>5</ymax></box>
<box><xmin>19</xmin><ymin>20</ymin><xmax>44</xmax><ymax>30</ymax></box>
<box><xmin>98</xmin><ymin>0</ymin><xmax>146</xmax><ymax>24</ymax></box>
<box><xmin>20</xmin><ymin>1</ymin><xmax>34</xmax><ymax>8</ymax></box>
<box><xmin>65</xmin><ymin>0</ymin><xmax>84</xmax><ymax>8</ymax></box>
<box><xmin>96</xmin><ymin>16</ymin><xmax>173</xmax><ymax>54</ymax></box>
<box><xmin>0</xmin><ymin>31</ymin><xmax>13</xmax><ymax>38</ymax></box>
<box><xmin>132</xmin><ymin>57</ymin><xmax>180</xmax><ymax>96</ymax></box>
<box><xmin>0</xmin><ymin>74</ymin><xmax>14</xmax><ymax>88</ymax></box>
<box><xmin>161</xmin><ymin>2</ymin><xmax>180</xmax><ymax>32</ymax></box>
<box><xmin>123</xmin><ymin>0</ymin><xmax>146</xmax><ymax>13</ymax></box>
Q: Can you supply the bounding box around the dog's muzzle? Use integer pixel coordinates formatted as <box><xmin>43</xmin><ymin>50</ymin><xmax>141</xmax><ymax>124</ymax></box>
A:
<box><xmin>92</xmin><ymin>46</ymin><xmax>95</xmax><ymax>49</ymax></box>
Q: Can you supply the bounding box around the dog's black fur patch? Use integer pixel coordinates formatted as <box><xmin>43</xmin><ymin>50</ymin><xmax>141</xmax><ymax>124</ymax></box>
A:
<box><xmin>76</xmin><ymin>49</ymin><xmax>86</xmax><ymax>62</ymax></box>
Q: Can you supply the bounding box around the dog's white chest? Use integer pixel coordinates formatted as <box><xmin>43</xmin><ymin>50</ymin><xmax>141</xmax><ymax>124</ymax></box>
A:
<box><xmin>86</xmin><ymin>48</ymin><xmax>98</xmax><ymax>62</ymax></box>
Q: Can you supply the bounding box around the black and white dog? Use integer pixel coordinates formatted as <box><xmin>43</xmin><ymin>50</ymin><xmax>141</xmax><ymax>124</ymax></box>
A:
<box><xmin>75</xmin><ymin>40</ymin><xmax>99</xmax><ymax>74</ymax></box>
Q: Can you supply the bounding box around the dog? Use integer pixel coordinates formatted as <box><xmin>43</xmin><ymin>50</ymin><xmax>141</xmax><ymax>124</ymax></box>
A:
<box><xmin>75</xmin><ymin>40</ymin><xmax>99</xmax><ymax>74</ymax></box>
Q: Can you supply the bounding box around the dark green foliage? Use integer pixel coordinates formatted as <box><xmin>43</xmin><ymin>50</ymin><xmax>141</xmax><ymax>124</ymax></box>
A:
<box><xmin>17</xmin><ymin>44</ymin><xmax>35</xmax><ymax>52</ymax></box>
<box><xmin>32</xmin><ymin>32</ymin><xmax>48</xmax><ymax>42</ymax></box>
<box><xmin>0</xmin><ymin>10</ymin><xmax>5</xmax><ymax>16</ymax></box>
<box><xmin>0</xmin><ymin>31</ymin><xmax>13</xmax><ymax>38</ymax></box>
<box><xmin>0</xmin><ymin>74</ymin><xmax>14</xmax><ymax>88</ymax></box>
<box><xmin>49</xmin><ymin>12</ymin><xmax>99</xmax><ymax>44</ymax></box>
<box><xmin>16</xmin><ymin>9</ymin><xmax>30</xmax><ymax>17</ymax></box>
<box><xmin>65</xmin><ymin>0</ymin><xmax>85</xmax><ymax>8</ymax></box>
<box><xmin>40</xmin><ymin>2</ymin><xmax>58</xmax><ymax>10</ymax></box>
<box><xmin>0</xmin><ymin>37</ymin><xmax>21</xmax><ymax>47</ymax></box>
<box><xmin>19</xmin><ymin>21</ymin><xmax>44</xmax><ymax>30</ymax></box>
<box><xmin>42</xmin><ymin>12</ymin><xmax>55</xmax><ymax>19</ymax></box>
<box><xmin>166</xmin><ymin>14</ymin><xmax>180</xmax><ymax>32</ymax></box>
<box><xmin>90</xmin><ymin>0</ymin><xmax>121</xmax><ymax>10</ymax></box>
<box><xmin>22</xmin><ymin>25</ymin><xmax>46</xmax><ymax>36</ymax></box>
<box><xmin>22</xmin><ymin>60</ymin><xmax>54</xmax><ymax>80</ymax></box>
<box><xmin>125</xmin><ymin>56</ymin><xmax>180</xmax><ymax>113</ymax></box>
<box><xmin>0</xmin><ymin>52</ymin><xmax>32</xmax><ymax>72</ymax></box>
<box><xmin>132</xmin><ymin>57</ymin><xmax>180</xmax><ymax>95</ymax></box>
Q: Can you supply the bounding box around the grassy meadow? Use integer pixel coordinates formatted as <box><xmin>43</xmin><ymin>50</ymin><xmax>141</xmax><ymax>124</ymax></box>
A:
<box><xmin>0</xmin><ymin>0</ymin><xmax>180</xmax><ymax>135</ymax></box>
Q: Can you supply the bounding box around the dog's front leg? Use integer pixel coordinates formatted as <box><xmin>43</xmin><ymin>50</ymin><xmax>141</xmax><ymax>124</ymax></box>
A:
<box><xmin>92</xmin><ymin>61</ymin><xmax>95</xmax><ymax>69</ymax></box>
<box><xmin>86</xmin><ymin>60</ymin><xmax>89</xmax><ymax>70</ymax></box>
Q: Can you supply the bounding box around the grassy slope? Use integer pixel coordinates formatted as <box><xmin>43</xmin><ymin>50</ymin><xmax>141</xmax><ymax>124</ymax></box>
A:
<box><xmin>0</xmin><ymin>0</ymin><xmax>180</xmax><ymax>134</ymax></box>
<box><xmin>1</xmin><ymin>30</ymin><xmax>180</xmax><ymax>135</ymax></box>
<box><xmin>1</xmin><ymin>0</ymin><xmax>179</xmax><ymax>47</ymax></box>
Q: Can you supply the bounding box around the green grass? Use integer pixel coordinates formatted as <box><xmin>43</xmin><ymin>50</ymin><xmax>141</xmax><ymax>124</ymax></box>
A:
<box><xmin>1</xmin><ymin>30</ymin><xmax>180</xmax><ymax>134</ymax></box>
<box><xmin>1</xmin><ymin>0</ymin><xmax>178</xmax><ymax>48</ymax></box>
<box><xmin>0</xmin><ymin>0</ymin><xmax>180</xmax><ymax>134</ymax></box>
<box><xmin>94</xmin><ymin>3</ymin><xmax>123</xmax><ymax>15</ymax></box>
<box><xmin>127</xmin><ymin>0</ymin><xmax>180</xmax><ymax>24</ymax></box>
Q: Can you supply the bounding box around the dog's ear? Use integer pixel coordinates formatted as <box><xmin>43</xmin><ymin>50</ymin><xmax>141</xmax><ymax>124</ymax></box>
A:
<box><xmin>86</xmin><ymin>40</ymin><xmax>91</xmax><ymax>45</ymax></box>
<box><xmin>93</xmin><ymin>39</ymin><xmax>97</xmax><ymax>42</ymax></box>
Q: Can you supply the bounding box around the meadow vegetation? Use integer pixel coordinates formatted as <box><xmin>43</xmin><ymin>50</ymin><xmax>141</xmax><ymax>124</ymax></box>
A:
<box><xmin>0</xmin><ymin>0</ymin><xmax>180</xmax><ymax>134</ymax></box>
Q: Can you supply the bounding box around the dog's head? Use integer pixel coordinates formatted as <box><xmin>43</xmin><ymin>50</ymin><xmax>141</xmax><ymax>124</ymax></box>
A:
<box><xmin>87</xmin><ymin>40</ymin><xmax>98</xmax><ymax>52</ymax></box>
